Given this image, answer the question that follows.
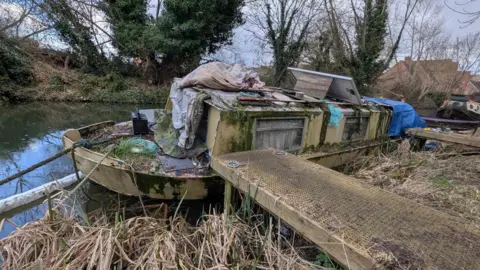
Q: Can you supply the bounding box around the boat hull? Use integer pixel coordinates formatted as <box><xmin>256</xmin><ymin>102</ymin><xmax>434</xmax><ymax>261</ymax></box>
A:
<box><xmin>62</xmin><ymin>121</ymin><xmax>220</xmax><ymax>200</ymax></box>
<box><xmin>421</xmin><ymin>116</ymin><xmax>480</xmax><ymax>130</ymax></box>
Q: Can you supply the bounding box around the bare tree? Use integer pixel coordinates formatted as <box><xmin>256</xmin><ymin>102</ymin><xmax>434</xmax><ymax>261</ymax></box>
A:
<box><xmin>391</xmin><ymin>0</ymin><xmax>449</xmax><ymax>100</ymax></box>
<box><xmin>445</xmin><ymin>0</ymin><xmax>480</xmax><ymax>26</ymax></box>
<box><xmin>303</xmin><ymin>0</ymin><xmax>420</xmax><ymax>93</ymax></box>
<box><xmin>248</xmin><ymin>0</ymin><xmax>321</xmax><ymax>86</ymax></box>
<box><xmin>404</xmin><ymin>0</ymin><xmax>446</xmax><ymax>61</ymax></box>
<box><xmin>415</xmin><ymin>32</ymin><xmax>480</xmax><ymax>100</ymax></box>
<box><xmin>377</xmin><ymin>32</ymin><xmax>480</xmax><ymax>104</ymax></box>
<box><xmin>0</xmin><ymin>0</ymin><xmax>54</xmax><ymax>40</ymax></box>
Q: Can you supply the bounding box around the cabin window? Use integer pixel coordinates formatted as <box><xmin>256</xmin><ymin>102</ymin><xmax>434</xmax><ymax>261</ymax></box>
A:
<box><xmin>254</xmin><ymin>118</ymin><xmax>305</xmax><ymax>150</ymax></box>
<box><xmin>342</xmin><ymin>116</ymin><xmax>369</xmax><ymax>141</ymax></box>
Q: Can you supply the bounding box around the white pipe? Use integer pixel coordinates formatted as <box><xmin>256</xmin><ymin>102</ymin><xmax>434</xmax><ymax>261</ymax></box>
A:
<box><xmin>0</xmin><ymin>172</ymin><xmax>83</xmax><ymax>215</ymax></box>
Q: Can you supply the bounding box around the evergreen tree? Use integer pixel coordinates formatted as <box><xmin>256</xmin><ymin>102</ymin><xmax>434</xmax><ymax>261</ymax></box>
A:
<box><xmin>305</xmin><ymin>0</ymin><xmax>417</xmax><ymax>94</ymax></box>
<box><xmin>350</xmin><ymin>0</ymin><xmax>388</xmax><ymax>93</ymax></box>
<box><xmin>152</xmin><ymin>0</ymin><xmax>245</xmax><ymax>71</ymax></box>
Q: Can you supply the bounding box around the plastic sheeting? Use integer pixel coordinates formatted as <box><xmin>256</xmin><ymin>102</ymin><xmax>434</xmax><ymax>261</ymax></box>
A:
<box><xmin>364</xmin><ymin>97</ymin><xmax>427</xmax><ymax>136</ymax></box>
<box><xmin>327</xmin><ymin>104</ymin><xmax>343</xmax><ymax>127</ymax></box>
<box><xmin>169</xmin><ymin>80</ymin><xmax>207</xmax><ymax>149</ymax></box>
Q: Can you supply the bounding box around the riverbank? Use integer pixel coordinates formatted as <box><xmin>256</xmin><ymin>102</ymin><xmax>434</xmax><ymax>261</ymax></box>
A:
<box><xmin>3</xmin><ymin>74</ymin><xmax>169</xmax><ymax>104</ymax></box>
<box><xmin>1</xmin><ymin>36</ymin><xmax>169</xmax><ymax>105</ymax></box>
<box><xmin>0</xmin><ymin>102</ymin><xmax>159</xmax><ymax>238</ymax></box>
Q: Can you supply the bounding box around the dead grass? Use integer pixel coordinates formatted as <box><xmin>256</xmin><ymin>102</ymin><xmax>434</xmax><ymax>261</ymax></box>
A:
<box><xmin>347</xmin><ymin>143</ymin><xmax>480</xmax><ymax>225</ymax></box>
<box><xmin>0</xmin><ymin>195</ymin><xmax>321</xmax><ymax>270</ymax></box>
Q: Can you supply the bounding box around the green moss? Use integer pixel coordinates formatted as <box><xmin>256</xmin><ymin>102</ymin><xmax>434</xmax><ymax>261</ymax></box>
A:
<box><xmin>222</xmin><ymin>110</ymin><xmax>254</xmax><ymax>152</ymax></box>
<box><xmin>135</xmin><ymin>173</ymin><xmax>182</xmax><ymax>197</ymax></box>
<box><xmin>222</xmin><ymin>109</ymin><xmax>323</xmax><ymax>153</ymax></box>
<box><xmin>223</xmin><ymin>109</ymin><xmax>248</xmax><ymax>126</ymax></box>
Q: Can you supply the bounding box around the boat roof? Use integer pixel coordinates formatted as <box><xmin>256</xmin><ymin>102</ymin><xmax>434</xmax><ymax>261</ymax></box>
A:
<box><xmin>194</xmin><ymin>67</ymin><xmax>366</xmax><ymax>112</ymax></box>
<box><xmin>200</xmin><ymin>86</ymin><xmax>371</xmax><ymax>113</ymax></box>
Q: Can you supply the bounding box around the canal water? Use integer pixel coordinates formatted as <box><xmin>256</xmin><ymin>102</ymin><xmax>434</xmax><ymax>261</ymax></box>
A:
<box><xmin>0</xmin><ymin>102</ymin><xmax>153</xmax><ymax>238</ymax></box>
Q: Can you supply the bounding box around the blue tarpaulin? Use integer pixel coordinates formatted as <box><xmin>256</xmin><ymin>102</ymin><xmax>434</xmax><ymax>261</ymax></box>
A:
<box><xmin>363</xmin><ymin>97</ymin><xmax>427</xmax><ymax>136</ymax></box>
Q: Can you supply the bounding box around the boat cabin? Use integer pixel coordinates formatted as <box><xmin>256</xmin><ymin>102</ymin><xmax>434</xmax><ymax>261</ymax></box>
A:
<box><xmin>62</xmin><ymin>67</ymin><xmax>393</xmax><ymax>200</ymax></box>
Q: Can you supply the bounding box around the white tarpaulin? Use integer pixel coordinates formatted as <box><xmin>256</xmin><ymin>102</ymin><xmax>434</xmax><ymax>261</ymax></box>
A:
<box><xmin>179</xmin><ymin>62</ymin><xmax>265</xmax><ymax>91</ymax></box>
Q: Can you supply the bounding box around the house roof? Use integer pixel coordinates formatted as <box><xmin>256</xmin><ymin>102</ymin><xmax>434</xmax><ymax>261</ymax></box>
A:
<box><xmin>379</xmin><ymin>57</ymin><xmax>475</xmax><ymax>95</ymax></box>
<box><xmin>471</xmin><ymin>80</ymin><xmax>480</xmax><ymax>92</ymax></box>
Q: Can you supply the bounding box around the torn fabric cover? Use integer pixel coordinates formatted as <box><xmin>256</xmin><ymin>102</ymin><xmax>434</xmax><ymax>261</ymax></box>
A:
<box><xmin>169</xmin><ymin>82</ymin><xmax>206</xmax><ymax>150</ymax></box>
<box><xmin>154</xmin><ymin>110</ymin><xmax>207</xmax><ymax>158</ymax></box>
<box><xmin>169</xmin><ymin>62</ymin><xmax>266</xmax><ymax>151</ymax></box>
<box><xmin>179</xmin><ymin>62</ymin><xmax>265</xmax><ymax>91</ymax></box>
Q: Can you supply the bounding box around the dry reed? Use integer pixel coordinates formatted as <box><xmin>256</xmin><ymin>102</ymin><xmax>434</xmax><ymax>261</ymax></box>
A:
<box><xmin>349</xmin><ymin>143</ymin><xmax>480</xmax><ymax>225</ymax></box>
<box><xmin>0</xmin><ymin>195</ymin><xmax>321</xmax><ymax>270</ymax></box>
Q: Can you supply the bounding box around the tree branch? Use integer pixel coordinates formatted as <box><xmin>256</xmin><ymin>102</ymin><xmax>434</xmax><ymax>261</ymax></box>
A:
<box><xmin>0</xmin><ymin>6</ymin><xmax>32</xmax><ymax>33</ymax></box>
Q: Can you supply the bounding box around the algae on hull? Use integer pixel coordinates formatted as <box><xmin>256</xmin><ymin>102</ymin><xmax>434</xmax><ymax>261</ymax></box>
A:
<box><xmin>222</xmin><ymin>109</ymin><xmax>324</xmax><ymax>153</ymax></box>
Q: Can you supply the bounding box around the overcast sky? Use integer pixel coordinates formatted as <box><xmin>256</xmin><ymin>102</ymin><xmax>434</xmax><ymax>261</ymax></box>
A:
<box><xmin>4</xmin><ymin>0</ymin><xmax>478</xmax><ymax>69</ymax></box>
<box><xmin>210</xmin><ymin>0</ymin><xmax>480</xmax><ymax>67</ymax></box>
<box><xmin>442</xmin><ymin>0</ymin><xmax>479</xmax><ymax>35</ymax></box>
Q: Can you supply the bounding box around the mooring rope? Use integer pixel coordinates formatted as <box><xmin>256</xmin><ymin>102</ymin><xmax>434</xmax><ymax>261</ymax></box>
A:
<box><xmin>0</xmin><ymin>136</ymin><xmax>125</xmax><ymax>186</ymax></box>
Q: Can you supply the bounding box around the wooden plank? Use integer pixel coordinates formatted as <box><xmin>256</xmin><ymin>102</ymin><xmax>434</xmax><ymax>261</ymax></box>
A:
<box><xmin>407</xmin><ymin>128</ymin><xmax>480</xmax><ymax>148</ymax></box>
<box><xmin>212</xmin><ymin>155</ymin><xmax>373</xmax><ymax>270</ymax></box>
<box><xmin>212</xmin><ymin>149</ymin><xmax>480</xmax><ymax>270</ymax></box>
<box><xmin>223</xmin><ymin>181</ymin><xmax>232</xmax><ymax>216</ymax></box>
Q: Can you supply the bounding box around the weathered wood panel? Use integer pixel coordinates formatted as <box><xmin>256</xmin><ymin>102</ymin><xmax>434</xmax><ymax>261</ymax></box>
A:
<box><xmin>407</xmin><ymin>128</ymin><xmax>480</xmax><ymax>148</ymax></box>
<box><xmin>212</xmin><ymin>149</ymin><xmax>480</xmax><ymax>270</ymax></box>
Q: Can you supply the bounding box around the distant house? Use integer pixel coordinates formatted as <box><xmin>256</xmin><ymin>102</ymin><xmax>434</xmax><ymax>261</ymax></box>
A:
<box><xmin>377</xmin><ymin>57</ymin><xmax>479</xmax><ymax>99</ymax></box>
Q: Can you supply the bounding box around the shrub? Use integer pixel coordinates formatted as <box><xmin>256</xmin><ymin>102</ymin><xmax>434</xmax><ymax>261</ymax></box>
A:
<box><xmin>89</xmin><ymin>87</ymin><xmax>169</xmax><ymax>104</ymax></box>
<box><xmin>0</xmin><ymin>37</ymin><xmax>33</xmax><ymax>97</ymax></box>
<box><xmin>426</xmin><ymin>92</ymin><xmax>448</xmax><ymax>108</ymax></box>
<box><xmin>79</xmin><ymin>74</ymin><xmax>100</xmax><ymax>94</ymax></box>
<box><xmin>104</xmin><ymin>72</ymin><xmax>127</xmax><ymax>92</ymax></box>
<box><xmin>48</xmin><ymin>73</ymin><xmax>65</xmax><ymax>91</ymax></box>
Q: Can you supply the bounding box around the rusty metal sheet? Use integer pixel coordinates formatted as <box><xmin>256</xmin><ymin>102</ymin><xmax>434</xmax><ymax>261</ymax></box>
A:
<box><xmin>157</xmin><ymin>155</ymin><xmax>195</xmax><ymax>172</ymax></box>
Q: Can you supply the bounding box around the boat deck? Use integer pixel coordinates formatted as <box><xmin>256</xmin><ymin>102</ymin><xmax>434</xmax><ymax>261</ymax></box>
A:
<box><xmin>211</xmin><ymin>149</ymin><xmax>480</xmax><ymax>270</ymax></box>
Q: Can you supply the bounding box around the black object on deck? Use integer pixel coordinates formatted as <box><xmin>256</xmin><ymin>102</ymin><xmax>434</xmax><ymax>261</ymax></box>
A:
<box><xmin>131</xmin><ymin>110</ymin><xmax>149</xmax><ymax>135</ymax></box>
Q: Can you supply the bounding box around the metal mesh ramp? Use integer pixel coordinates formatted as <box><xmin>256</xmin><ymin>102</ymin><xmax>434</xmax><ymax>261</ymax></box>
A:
<box><xmin>212</xmin><ymin>149</ymin><xmax>480</xmax><ymax>270</ymax></box>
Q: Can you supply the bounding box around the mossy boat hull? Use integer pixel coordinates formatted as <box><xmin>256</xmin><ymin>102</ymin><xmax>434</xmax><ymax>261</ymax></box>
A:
<box><xmin>62</xmin><ymin>121</ymin><xmax>220</xmax><ymax>200</ymax></box>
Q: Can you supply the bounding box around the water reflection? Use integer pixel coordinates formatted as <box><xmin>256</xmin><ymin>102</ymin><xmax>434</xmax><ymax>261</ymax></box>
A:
<box><xmin>0</xmin><ymin>102</ymin><xmax>154</xmax><ymax>237</ymax></box>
